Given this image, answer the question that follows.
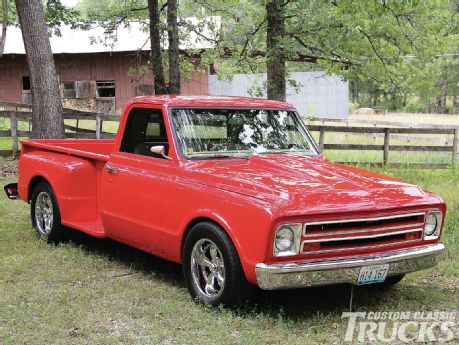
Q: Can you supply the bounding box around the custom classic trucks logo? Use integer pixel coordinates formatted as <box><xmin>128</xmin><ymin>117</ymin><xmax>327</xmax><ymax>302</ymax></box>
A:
<box><xmin>342</xmin><ymin>311</ymin><xmax>457</xmax><ymax>343</ymax></box>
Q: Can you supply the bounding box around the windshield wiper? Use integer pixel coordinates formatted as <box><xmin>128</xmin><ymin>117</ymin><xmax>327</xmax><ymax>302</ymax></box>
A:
<box><xmin>190</xmin><ymin>154</ymin><xmax>249</xmax><ymax>160</ymax></box>
<box><xmin>254</xmin><ymin>149</ymin><xmax>312</xmax><ymax>155</ymax></box>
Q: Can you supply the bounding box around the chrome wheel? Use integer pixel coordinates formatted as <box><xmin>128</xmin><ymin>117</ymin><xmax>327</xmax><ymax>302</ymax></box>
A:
<box><xmin>34</xmin><ymin>191</ymin><xmax>53</xmax><ymax>236</ymax></box>
<box><xmin>191</xmin><ymin>239</ymin><xmax>225</xmax><ymax>297</ymax></box>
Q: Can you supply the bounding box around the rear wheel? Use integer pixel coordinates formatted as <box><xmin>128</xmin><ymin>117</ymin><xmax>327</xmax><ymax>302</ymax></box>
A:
<box><xmin>182</xmin><ymin>222</ymin><xmax>250</xmax><ymax>306</ymax></box>
<box><xmin>31</xmin><ymin>181</ymin><xmax>66</xmax><ymax>243</ymax></box>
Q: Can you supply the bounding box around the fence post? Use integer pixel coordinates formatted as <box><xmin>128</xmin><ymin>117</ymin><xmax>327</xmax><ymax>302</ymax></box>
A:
<box><xmin>319</xmin><ymin>127</ymin><xmax>325</xmax><ymax>151</ymax></box>
<box><xmin>383</xmin><ymin>128</ymin><xmax>390</xmax><ymax>166</ymax></box>
<box><xmin>453</xmin><ymin>128</ymin><xmax>458</xmax><ymax>166</ymax></box>
<box><xmin>10</xmin><ymin>111</ymin><xmax>19</xmax><ymax>158</ymax></box>
<box><xmin>95</xmin><ymin>114</ymin><xmax>101</xmax><ymax>139</ymax></box>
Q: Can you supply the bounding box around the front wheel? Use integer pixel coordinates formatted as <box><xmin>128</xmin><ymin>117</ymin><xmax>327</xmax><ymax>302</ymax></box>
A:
<box><xmin>182</xmin><ymin>222</ymin><xmax>250</xmax><ymax>306</ymax></box>
<box><xmin>31</xmin><ymin>181</ymin><xmax>66</xmax><ymax>243</ymax></box>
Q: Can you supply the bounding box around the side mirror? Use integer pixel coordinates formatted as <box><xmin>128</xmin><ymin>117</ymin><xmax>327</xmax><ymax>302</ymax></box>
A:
<box><xmin>150</xmin><ymin>145</ymin><xmax>172</xmax><ymax>160</ymax></box>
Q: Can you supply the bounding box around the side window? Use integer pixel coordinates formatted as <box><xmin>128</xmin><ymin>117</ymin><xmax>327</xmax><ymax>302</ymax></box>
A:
<box><xmin>120</xmin><ymin>108</ymin><xmax>169</xmax><ymax>158</ymax></box>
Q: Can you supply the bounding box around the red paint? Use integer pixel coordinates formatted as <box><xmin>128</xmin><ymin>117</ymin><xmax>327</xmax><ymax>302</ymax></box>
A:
<box><xmin>16</xmin><ymin>96</ymin><xmax>446</xmax><ymax>285</ymax></box>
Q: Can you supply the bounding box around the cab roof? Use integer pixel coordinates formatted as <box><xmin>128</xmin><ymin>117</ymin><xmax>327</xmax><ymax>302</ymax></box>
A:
<box><xmin>128</xmin><ymin>95</ymin><xmax>295</xmax><ymax>109</ymax></box>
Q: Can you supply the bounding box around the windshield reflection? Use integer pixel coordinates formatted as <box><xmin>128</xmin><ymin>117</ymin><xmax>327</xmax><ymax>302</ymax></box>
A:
<box><xmin>171</xmin><ymin>108</ymin><xmax>318</xmax><ymax>159</ymax></box>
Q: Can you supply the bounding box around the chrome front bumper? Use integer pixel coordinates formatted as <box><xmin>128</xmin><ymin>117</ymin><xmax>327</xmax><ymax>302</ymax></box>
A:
<box><xmin>255</xmin><ymin>243</ymin><xmax>445</xmax><ymax>290</ymax></box>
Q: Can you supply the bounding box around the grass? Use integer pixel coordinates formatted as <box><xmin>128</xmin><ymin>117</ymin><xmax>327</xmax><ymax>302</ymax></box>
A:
<box><xmin>1</xmin><ymin>164</ymin><xmax>458</xmax><ymax>344</ymax></box>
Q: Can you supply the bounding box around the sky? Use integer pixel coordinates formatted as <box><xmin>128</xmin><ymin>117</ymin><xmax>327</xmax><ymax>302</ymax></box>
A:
<box><xmin>61</xmin><ymin>0</ymin><xmax>80</xmax><ymax>7</ymax></box>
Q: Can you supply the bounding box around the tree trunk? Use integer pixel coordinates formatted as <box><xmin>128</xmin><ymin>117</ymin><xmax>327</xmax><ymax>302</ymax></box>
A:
<box><xmin>434</xmin><ymin>96</ymin><xmax>441</xmax><ymax>114</ymax></box>
<box><xmin>266</xmin><ymin>0</ymin><xmax>285</xmax><ymax>102</ymax></box>
<box><xmin>0</xmin><ymin>0</ymin><xmax>8</xmax><ymax>57</ymax></box>
<box><xmin>167</xmin><ymin>0</ymin><xmax>180</xmax><ymax>94</ymax></box>
<box><xmin>148</xmin><ymin>0</ymin><xmax>168</xmax><ymax>95</ymax></box>
<box><xmin>15</xmin><ymin>0</ymin><xmax>65</xmax><ymax>139</ymax></box>
<box><xmin>439</xmin><ymin>79</ymin><xmax>448</xmax><ymax>114</ymax></box>
<box><xmin>453</xmin><ymin>95</ymin><xmax>458</xmax><ymax>114</ymax></box>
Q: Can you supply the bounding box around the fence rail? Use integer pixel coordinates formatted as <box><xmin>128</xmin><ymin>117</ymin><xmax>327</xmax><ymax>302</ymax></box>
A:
<box><xmin>0</xmin><ymin>102</ymin><xmax>458</xmax><ymax>168</ymax></box>
<box><xmin>307</xmin><ymin>124</ymin><xmax>458</xmax><ymax>168</ymax></box>
<box><xmin>0</xmin><ymin>101</ymin><xmax>118</xmax><ymax>157</ymax></box>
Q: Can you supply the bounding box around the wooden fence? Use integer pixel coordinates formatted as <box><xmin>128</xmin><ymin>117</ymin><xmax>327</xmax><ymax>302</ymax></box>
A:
<box><xmin>307</xmin><ymin>124</ymin><xmax>458</xmax><ymax>168</ymax></box>
<box><xmin>0</xmin><ymin>102</ymin><xmax>458</xmax><ymax>168</ymax></box>
<box><xmin>0</xmin><ymin>101</ymin><xmax>118</xmax><ymax>157</ymax></box>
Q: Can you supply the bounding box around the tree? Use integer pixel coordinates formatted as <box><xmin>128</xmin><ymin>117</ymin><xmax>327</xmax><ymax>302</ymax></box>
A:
<box><xmin>190</xmin><ymin>0</ymin><xmax>456</xmax><ymax>104</ymax></box>
<box><xmin>167</xmin><ymin>0</ymin><xmax>180</xmax><ymax>94</ymax></box>
<box><xmin>0</xmin><ymin>0</ymin><xmax>8</xmax><ymax>57</ymax></box>
<box><xmin>74</xmin><ymin>0</ymin><xmax>458</xmax><ymax>109</ymax></box>
<box><xmin>148</xmin><ymin>0</ymin><xmax>168</xmax><ymax>94</ymax></box>
<box><xmin>266</xmin><ymin>0</ymin><xmax>285</xmax><ymax>101</ymax></box>
<box><xmin>16</xmin><ymin>0</ymin><xmax>65</xmax><ymax>138</ymax></box>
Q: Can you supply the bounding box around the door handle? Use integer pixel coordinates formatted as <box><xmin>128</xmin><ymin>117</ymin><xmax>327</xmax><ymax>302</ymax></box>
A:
<box><xmin>105</xmin><ymin>164</ymin><xmax>119</xmax><ymax>174</ymax></box>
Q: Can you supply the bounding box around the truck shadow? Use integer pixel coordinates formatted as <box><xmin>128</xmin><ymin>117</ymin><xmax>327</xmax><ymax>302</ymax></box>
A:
<box><xmin>65</xmin><ymin>228</ymin><xmax>416</xmax><ymax>318</ymax></box>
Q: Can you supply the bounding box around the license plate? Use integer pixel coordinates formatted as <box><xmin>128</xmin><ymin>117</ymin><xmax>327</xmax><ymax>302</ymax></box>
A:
<box><xmin>357</xmin><ymin>264</ymin><xmax>389</xmax><ymax>285</ymax></box>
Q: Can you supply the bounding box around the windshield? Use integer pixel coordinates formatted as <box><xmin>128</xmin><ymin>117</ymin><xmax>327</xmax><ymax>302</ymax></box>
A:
<box><xmin>170</xmin><ymin>108</ymin><xmax>318</xmax><ymax>159</ymax></box>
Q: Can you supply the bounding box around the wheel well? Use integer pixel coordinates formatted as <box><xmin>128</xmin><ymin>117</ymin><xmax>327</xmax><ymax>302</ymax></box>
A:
<box><xmin>28</xmin><ymin>176</ymin><xmax>49</xmax><ymax>202</ymax></box>
<box><xmin>181</xmin><ymin>217</ymin><xmax>229</xmax><ymax>259</ymax></box>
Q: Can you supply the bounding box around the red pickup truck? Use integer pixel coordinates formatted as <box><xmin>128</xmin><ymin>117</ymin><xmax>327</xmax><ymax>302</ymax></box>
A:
<box><xmin>4</xmin><ymin>95</ymin><xmax>446</xmax><ymax>306</ymax></box>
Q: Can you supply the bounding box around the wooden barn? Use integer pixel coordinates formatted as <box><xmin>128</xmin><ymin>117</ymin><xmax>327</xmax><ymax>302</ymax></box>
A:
<box><xmin>0</xmin><ymin>21</ymin><xmax>216</xmax><ymax>114</ymax></box>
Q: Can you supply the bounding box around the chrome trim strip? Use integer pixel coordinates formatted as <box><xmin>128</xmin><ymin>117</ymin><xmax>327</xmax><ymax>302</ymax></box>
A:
<box><xmin>301</xmin><ymin>239</ymin><xmax>421</xmax><ymax>255</ymax></box>
<box><xmin>303</xmin><ymin>212</ymin><xmax>425</xmax><ymax>237</ymax></box>
<box><xmin>303</xmin><ymin>223</ymin><xmax>425</xmax><ymax>238</ymax></box>
<box><xmin>255</xmin><ymin>243</ymin><xmax>445</xmax><ymax>290</ymax></box>
<box><xmin>301</xmin><ymin>228</ymin><xmax>422</xmax><ymax>244</ymax></box>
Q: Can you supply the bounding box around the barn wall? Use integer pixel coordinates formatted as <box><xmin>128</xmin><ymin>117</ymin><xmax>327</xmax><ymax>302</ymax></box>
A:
<box><xmin>0</xmin><ymin>55</ymin><xmax>28</xmax><ymax>102</ymax></box>
<box><xmin>0</xmin><ymin>52</ymin><xmax>209</xmax><ymax>113</ymax></box>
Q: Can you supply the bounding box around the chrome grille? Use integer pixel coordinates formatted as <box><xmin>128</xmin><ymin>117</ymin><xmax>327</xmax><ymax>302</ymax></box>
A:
<box><xmin>301</xmin><ymin>212</ymin><xmax>425</xmax><ymax>255</ymax></box>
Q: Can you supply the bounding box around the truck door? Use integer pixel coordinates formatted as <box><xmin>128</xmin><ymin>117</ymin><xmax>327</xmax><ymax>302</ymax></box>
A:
<box><xmin>100</xmin><ymin>106</ymin><xmax>173</xmax><ymax>253</ymax></box>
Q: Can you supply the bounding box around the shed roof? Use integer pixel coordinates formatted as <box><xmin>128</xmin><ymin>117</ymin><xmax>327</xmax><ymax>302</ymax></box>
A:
<box><xmin>3</xmin><ymin>17</ymin><xmax>220</xmax><ymax>55</ymax></box>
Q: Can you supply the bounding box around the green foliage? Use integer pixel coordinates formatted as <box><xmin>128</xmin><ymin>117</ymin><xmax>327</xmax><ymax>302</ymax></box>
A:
<box><xmin>402</xmin><ymin>99</ymin><xmax>425</xmax><ymax>114</ymax></box>
<box><xmin>45</xmin><ymin>0</ymin><xmax>80</xmax><ymax>35</ymax></box>
<box><xmin>1</xmin><ymin>0</ymin><xmax>79</xmax><ymax>33</ymax></box>
<box><xmin>179</xmin><ymin>0</ymin><xmax>458</xmax><ymax>108</ymax></box>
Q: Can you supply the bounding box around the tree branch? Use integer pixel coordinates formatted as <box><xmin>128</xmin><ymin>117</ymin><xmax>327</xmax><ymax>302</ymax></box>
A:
<box><xmin>0</xmin><ymin>0</ymin><xmax>8</xmax><ymax>57</ymax></box>
<box><xmin>288</xmin><ymin>33</ymin><xmax>357</xmax><ymax>65</ymax></box>
<box><xmin>359</xmin><ymin>28</ymin><xmax>386</xmax><ymax>66</ymax></box>
<box><xmin>240</xmin><ymin>17</ymin><xmax>267</xmax><ymax>58</ymax></box>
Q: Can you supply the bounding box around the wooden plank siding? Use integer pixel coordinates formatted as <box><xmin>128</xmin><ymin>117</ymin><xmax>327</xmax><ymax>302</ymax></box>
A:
<box><xmin>0</xmin><ymin>52</ymin><xmax>209</xmax><ymax>114</ymax></box>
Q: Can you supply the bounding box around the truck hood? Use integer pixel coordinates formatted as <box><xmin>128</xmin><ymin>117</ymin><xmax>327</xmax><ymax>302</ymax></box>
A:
<box><xmin>185</xmin><ymin>155</ymin><xmax>442</xmax><ymax>215</ymax></box>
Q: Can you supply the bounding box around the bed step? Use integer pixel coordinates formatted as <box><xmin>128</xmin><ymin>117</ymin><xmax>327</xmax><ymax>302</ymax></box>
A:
<box><xmin>62</xmin><ymin>220</ymin><xmax>107</xmax><ymax>238</ymax></box>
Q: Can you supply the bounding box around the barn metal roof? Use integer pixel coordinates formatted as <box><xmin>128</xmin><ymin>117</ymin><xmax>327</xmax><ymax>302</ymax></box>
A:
<box><xmin>3</xmin><ymin>17</ymin><xmax>220</xmax><ymax>55</ymax></box>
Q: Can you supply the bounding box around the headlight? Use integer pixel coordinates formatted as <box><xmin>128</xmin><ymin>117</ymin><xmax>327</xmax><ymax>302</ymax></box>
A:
<box><xmin>273</xmin><ymin>224</ymin><xmax>302</xmax><ymax>257</ymax></box>
<box><xmin>424</xmin><ymin>211</ymin><xmax>442</xmax><ymax>239</ymax></box>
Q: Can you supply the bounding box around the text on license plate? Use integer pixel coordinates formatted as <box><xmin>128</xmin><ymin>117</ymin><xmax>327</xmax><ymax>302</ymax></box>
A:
<box><xmin>357</xmin><ymin>264</ymin><xmax>389</xmax><ymax>285</ymax></box>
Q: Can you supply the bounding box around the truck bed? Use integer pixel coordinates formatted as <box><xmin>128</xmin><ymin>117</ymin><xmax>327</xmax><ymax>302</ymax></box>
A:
<box><xmin>21</xmin><ymin>139</ymin><xmax>115</xmax><ymax>162</ymax></box>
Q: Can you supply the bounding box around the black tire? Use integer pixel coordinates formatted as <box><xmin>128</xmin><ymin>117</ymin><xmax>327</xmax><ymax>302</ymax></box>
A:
<box><xmin>30</xmin><ymin>181</ymin><xmax>66</xmax><ymax>243</ymax></box>
<box><xmin>377</xmin><ymin>274</ymin><xmax>405</xmax><ymax>287</ymax></box>
<box><xmin>182</xmin><ymin>221</ymin><xmax>250</xmax><ymax>306</ymax></box>
<box><xmin>382</xmin><ymin>274</ymin><xmax>405</xmax><ymax>286</ymax></box>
